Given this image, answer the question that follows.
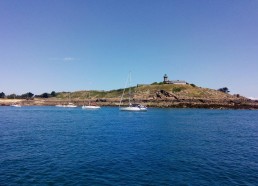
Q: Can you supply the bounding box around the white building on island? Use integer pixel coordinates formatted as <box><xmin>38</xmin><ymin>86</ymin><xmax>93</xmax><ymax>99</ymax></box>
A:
<box><xmin>163</xmin><ymin>74</ymin><xmax>187</xmax><ymax>85</ymax></box>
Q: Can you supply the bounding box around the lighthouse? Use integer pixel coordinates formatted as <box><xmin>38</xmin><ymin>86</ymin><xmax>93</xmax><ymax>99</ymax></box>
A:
<box><xmin>163</xmin><ymin>74</ymin><xmax>168</xmax><ymax>83</ymax></box>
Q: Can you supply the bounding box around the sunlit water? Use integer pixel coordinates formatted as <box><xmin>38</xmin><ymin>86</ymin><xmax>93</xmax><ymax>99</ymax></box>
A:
<box><xmin>0</xmin><ymin>106</ymin><xmax>257</xmax><ymax>185</ymax></box>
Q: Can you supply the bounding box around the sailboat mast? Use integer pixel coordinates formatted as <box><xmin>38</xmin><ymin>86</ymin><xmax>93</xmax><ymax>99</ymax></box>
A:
<box><xmin>88</xmin><ymin>91</ymin><xmax>91</xmax><ymax>106</ymax></box>
<box><xmin>128</xmin><ymin>72</ymin><xmax>131</xmax><ymax>105</ymax></box>
<box><xmin>119</xmin><ymin>72</ymin><xmax>130</xmax><ymax>107</ymax></box>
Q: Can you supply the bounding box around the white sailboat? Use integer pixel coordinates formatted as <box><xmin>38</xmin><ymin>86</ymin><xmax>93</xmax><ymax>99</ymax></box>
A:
<box><xmin>55</xmin><ymin>104</ymin><xmax>64</xmax><ymax>107</ymax></box>
<box><xmin>64</xmin><ymin>102</ymin><xmax>77</xmax><ymax>108</ymax></box>
<box><xmin>10</xmin><ymin>104</ymin><xmax>21</xmax><ymax>107</ymax></box>
<box><xmin>10</xmin><ymin>94</ymin><xmax>22</xmax><ymax>107</ymax></box>
<box><xmin>82</xmin><ymin>92</ymin><xmax>101</xmax><ymax>109</ymax></box>
<box><xmin>82</xmin><ymin>105</ymin><xmax>101</xmax><ymax>109</ymax></box>
<box><xmin>119</xmin><ymin>72</ymin><xmax>147</xmax><ymax>111</ymax></box>
<box><xmin>56</xmin><ymin>93</ymin><xmax>77</xmax><ymax>108</ymax></box>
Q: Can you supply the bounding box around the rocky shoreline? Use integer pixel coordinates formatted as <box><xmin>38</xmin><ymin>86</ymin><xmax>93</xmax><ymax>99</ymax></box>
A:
<box><xmin>2</xmin><ymin>84</ymin><xmax>257</xmax><ymax>109</ymax></box>
<box><xmin>1</xmin><ymin>98</ymin><xmax>258</xmax><ymax>110</ymax></box>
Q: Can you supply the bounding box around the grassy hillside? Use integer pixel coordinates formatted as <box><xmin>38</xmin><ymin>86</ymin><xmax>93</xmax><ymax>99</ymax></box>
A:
<box><xmin>1</xmin><ymin>84</ymin><xmax>254</xmax><ymax>109</ymax></box>
<box><xmin>56</xmin><ymin>84</ymin><xmax>238</xmax><ymax>100</ymax></box>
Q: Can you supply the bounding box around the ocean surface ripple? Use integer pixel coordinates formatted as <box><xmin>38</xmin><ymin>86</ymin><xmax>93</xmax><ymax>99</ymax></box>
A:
<box><xmin>0</xmin><ymin>107</ymin><xmax>257</xmax><ymax>185</ymax></box>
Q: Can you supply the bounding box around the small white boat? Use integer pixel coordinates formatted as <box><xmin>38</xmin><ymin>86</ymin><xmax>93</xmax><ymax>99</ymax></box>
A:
<box><xmin>120</xmin><ymin>104</ymin><xmax>147</xmax><ymax>111</ymax></box>
<box><xmin>10</xmin><ymin>104</ymin><xmax>21</xmax><ymax>107</ymax></box>
<box><xmin>56</xmin><ymin>103</ymin><xmax>77</xmax><ymax>108</ymax></box>
<box><xmin>55</xmin><ymin>104</ymin><xmax>64</xmax><ymax>107</ymax></box>
<box><xmin>82</xmin><ymin>105</ymin><xmax>101</xmax><ymax>109</ymax></box>
<box><xmin>64</xmin><ymin>103</ymin><xmax>77</xmax><ymax>108</ymax></box>
<box><xmin>56</xmin><ymin>93</ymin><xmax>77</xmax><ymax>108</ymax></box>
<box><xmin>10</xmin><ymin>95</ymin><xmax>21</xmax><ymax>107</ymax></box>
<box><xmin>82</xmin><ymin>92</ymin><xmax>101</xmax><ymax>110</ymax></box>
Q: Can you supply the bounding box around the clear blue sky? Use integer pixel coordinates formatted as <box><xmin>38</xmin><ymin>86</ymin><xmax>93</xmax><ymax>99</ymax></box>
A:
<box><xmin>1</xmin><ymin>0</ymin><xmax>258</xmax><ymax>98</ymax></box>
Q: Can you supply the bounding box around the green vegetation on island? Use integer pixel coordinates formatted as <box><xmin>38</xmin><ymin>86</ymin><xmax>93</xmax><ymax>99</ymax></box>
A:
<box><xmin>1</xmin><ymin>83</ymin><xmax>257</xmax><ymax>109</ymax></box>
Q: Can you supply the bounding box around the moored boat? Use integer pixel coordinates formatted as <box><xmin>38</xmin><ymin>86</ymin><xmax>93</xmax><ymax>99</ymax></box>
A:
<box><xmin>120</xmin><ymin>103</ymin><xmax>147</xmax><ymax>111</ymax></box>
<box><xmin>64</xmin><ymin>103</ymin><xmax>77</xmax><ymax>108</ymax></box>
<box><xmin>82</xmin><ymin>105</ymin><xmax>101</xmax><ymax>109</ymax></box>
<box><xmin>10</xmin><ymin>103</ymin><xmax>21</xmax><ymax>107</ymax></box>
<box><xmin>119</xmin><ymin>72</ymin><xmax>147</xmax><ymax>112</ymax></box>
<box><xmin>82</xmin><ymin>92</ymin><xmax>101</xmax><ymax>110</ymax></box>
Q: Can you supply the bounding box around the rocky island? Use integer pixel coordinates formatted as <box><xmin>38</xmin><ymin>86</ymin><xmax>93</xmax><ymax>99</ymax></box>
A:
<box><xmin>1</xmin><ymin>84</ymin><xmax>258</xmax><ymax>109</ymax></box>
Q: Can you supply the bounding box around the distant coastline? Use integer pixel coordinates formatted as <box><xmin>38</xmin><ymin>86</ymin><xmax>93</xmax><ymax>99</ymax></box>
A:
<box><xmin>1</xmin><ymin>84</ymin><xmax>258</xmax><ymax>109</ymax></box>
<box><xmin>1</xmin><ymin>98</ymin><xmax>257</xmax><ymax>110</ymax></box>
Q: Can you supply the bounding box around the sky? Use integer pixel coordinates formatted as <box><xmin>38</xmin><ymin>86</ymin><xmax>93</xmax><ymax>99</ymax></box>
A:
<box><xmin>0</xmin><ymin>0</ymin><xmax>258</xmax><ymax>98</ymax></box>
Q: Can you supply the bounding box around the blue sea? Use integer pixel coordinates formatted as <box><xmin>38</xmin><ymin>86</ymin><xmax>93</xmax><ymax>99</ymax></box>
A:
<box><xmin>0</xmin><ymin>106</ymin><xmax>257</xmax><ymax>185</ymax></box>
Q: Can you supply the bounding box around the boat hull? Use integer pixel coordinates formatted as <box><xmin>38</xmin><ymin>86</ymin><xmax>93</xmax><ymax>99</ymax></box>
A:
<box><xmin>82</xmin><ymin>106</ymin><xmax>101</xmax><ymax>109</ymax></box>
<box><xmin>64</xmin><ymin>105</ymin><xmax>77</xmax><ymax>108</ymax></box>
<box><xmin>10</xmin><ymin>105</ymin><xmax>21</xmax><ymax>107</ymax></box>
<box><xmin>55</xmin><ymin>105</ymin><xmax>63</xmax><ymax>107</ymax></box>
<box><xmin>56</xmin><ymin>104</ymin><xmax>77</xmax><ymax>108</ymax></box>
<box><xmin>119</xmin><ymin>107</ymin><xmax>147</xmax><ymax>111</ymax></box>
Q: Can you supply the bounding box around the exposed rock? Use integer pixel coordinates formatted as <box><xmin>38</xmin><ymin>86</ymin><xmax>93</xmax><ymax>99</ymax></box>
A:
<box><xmin>1</xmin><ymin>84</ymin><xmax>258</xmax><ymax>109</ymax></box>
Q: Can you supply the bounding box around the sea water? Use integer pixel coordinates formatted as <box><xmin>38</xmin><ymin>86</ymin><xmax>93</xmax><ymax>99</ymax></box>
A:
<box><xmin>0</xmin><ymin>106</ymin><xmax>257</xmax><ymax>185</ymax></box>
